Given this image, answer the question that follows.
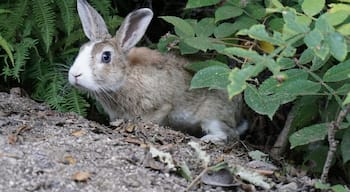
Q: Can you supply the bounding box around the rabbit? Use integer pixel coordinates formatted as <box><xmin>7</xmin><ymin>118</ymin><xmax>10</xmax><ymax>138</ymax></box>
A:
<box><xmin>68</xmin><ymin>0</ymin><xmax>245</xmax><ymax>142</ymax></box>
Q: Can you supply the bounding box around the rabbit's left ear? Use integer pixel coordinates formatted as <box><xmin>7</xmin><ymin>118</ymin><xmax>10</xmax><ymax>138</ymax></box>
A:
<box><xmin>116</xmin><ymin>8</ymin><xmax>153</xmax><ymax>52</ymax></box>
<box><xmin>77</xmin><ymin>0</ymin><xmax>111</xmax><ymax>41</ymax></box>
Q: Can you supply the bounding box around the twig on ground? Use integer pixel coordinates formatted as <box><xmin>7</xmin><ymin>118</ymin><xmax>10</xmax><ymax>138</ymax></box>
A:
<box><xmin>185</xmin><ymin>167</ymin><xmax>209</xmax><ymax>192</ymax></box>
<box><xmin>321</xmin><ymin>104</ymin><xmax>350</xmax><ymax>182</ymax></box>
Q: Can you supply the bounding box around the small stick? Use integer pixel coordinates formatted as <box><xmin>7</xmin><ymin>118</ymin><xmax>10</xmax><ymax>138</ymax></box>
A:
<box><xmin>185</xmin><ymin>167</ymin><xmax>209</xmax><ymax>191</ymax></box>
<box><xmin>271</xmin><ymin>111</ymin><xmax>295</xmax><ymax>158</ymax></box>
<box><xmin>321</xmin><ymin>104</ymin><xmax>350</xmax><ymax>182</ymax></box>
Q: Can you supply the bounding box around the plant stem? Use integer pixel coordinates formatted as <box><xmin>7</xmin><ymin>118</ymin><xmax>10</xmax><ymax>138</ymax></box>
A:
<box><xmin>321</xmin><ymin>104</ymin><xmax>350</xmax><ymax>182</ymax></box>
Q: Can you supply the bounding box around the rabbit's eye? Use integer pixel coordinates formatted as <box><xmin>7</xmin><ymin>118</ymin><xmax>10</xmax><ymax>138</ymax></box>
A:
<box><xmin>101</xmin><ymin>51</ymin><xmax>111</xmax><ymax>64</ymax></box>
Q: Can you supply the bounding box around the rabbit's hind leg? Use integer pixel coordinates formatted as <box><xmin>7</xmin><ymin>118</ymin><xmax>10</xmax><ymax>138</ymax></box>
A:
<box><xmin>200</xmin><ymin>119</ymin><xmax>239</xmax><ymax>143</ymax></box>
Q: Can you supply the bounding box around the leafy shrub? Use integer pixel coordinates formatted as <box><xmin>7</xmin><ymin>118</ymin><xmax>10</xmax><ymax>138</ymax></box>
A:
<box><xmin>159</xmin><ymin>0</ymin><xmax>350</xmax><ymax>180</ymax></box>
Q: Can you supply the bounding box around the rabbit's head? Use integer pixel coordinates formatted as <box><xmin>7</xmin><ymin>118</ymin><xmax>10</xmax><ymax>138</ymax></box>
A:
<box><xmin>68</xmin><ymin>0</ymin><xmax>153</xmax><ymax>92</ymax></box>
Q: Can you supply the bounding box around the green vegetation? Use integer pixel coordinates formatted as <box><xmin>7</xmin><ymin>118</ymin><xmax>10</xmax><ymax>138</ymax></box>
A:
<box><xmin>159</xmin><ymin>0</ymin><xmax>350</xmax><ymax>185</ymax></box>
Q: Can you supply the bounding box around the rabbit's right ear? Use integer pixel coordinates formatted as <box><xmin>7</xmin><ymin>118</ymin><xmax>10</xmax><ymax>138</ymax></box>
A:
<box><xmin>77</xmin><ymin>0</ymin><xmax>111</xmax><ymax>41</ymax></box>
<box><xmin>116</xmin><ymin>8</ymin><xmax>153</xmax><ymax>52</ymax></box>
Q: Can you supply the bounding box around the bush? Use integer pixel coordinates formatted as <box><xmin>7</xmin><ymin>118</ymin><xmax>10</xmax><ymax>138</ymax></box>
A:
<box><xmin>159</xmin><ymin>0</ymin><xmax>350</xmax><ymax>182</ymax></box>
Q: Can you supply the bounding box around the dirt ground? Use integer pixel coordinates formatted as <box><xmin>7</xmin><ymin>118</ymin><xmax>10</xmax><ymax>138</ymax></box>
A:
<box><xmin>0</xmin><ymin>91</ymin><xmax>318</xmax><ymax>191</ymax></box>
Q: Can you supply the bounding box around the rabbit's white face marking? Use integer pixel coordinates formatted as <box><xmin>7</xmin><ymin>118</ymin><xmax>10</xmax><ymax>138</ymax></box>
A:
<box><xmin>69</xmin><ymin>42</ymin><xmax>99</xmax><ymax>91</ymax></box>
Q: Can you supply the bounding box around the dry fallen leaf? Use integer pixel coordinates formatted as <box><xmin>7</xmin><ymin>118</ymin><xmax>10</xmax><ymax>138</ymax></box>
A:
<box><xmin>149</xmin><ymin>146</ymin><xmax>175</xmax><ymax>171</ymax></box>
<box><xmin>124</xmin><ymin>137</ymin><xmax>144</xmax><ymax>146</ymax></box>
<box><xmin>71</xmin><ymin>130</ymin><xmax>86</xmax><ymax>137</ymax></box>
<box><xmin>64</xmin><ymin>155</ymin><xmax>77</xmax><ymax>165</ymax></box>
<box><xmin>125</xmin><ymin>124</ymin><xmax>136</xmax><ymax>133</ymax></box>
<box><xmin>72</xmin><ymin>171</ymin><xmax>91</xmax><ymax>182</ymax></box>
<box><xmin>8</xmin><ymin>134</ymin><xmax>17</xmax><ymax>144</ymax></box>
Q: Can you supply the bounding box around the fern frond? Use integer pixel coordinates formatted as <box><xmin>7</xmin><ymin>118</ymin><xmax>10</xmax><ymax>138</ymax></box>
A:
<box><xmin>0</xmin><ymin>34</ymin><xmax>14</xmax><ymax>65</ymax></box>
<box><xmin>12</xmin><ymin>38</ymin><xmax>37</xmax><ymax>81</ymax></box>
<box><xmin>44</xmin><ymin>70</ymin><xmax>65</xmax><ymax>111</ymax></box>
<box><xmin>32</xmin><ymin>0</ymin><xmax>56</xmax><ymax>53</ymax></box>
<box><xmin>0</xmin><ymin>9</ymin><xmax>11</xmax><ymax>14</ymax></box>
<box><xmin>63</xmin><ymin>29</ymin><xmax>85</xmax><ymax>51</ymax></box>
<box><xmin>56</xmin><ymin>0</ymin><xmax>75</xmax><ymax>35</ymax></box>
<box><xmin>90</xmin><ymin>0</ymin><xmax>112</xmax><ymax>18</ymax></box>
<box><xmin>62</xmin><ymin>88</ymin><xmax>90</xmax><ymax>116</ymax></box>
<box><xmin>2</xmin><ymin>0</ymin><xmax>29</xmax><ymax>40</ymax></box>
<box><xmin>27</xmin><ymin>58</ymin><xmax>53</xmax><ymax>100</ymax></box>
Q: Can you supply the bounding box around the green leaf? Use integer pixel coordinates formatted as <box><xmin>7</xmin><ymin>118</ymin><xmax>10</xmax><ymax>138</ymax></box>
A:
<box><xmin>291</xmin><ymin>96</ymin><xmax>320</xmax><ymax>129</ymax></box>
<box><xmin>179</xmin><ymin>41</ymin><xmax>198</xmax><ymax>54</ymax></box>
<box><xmin>311</xmin><ymin>55</ymin><xmax>328</xmax><ymax>71</ymax></box>
<box><xmin>190</xmin><ymin>65</ymin><xmax>230</xmax><ymax>89</ymax></box>
<box><xmin>184</xmin><ymin>36</ymin><xmax>213</xmax><ymax>51</ymax></box>
<box><xmin>331</xmin><ymin>185</ymin><xmax>349</xmax><ymax>192</ymax></box>
<box><xmin>328</xmin><ymin>3</ymin><xmax>350</xmax><ymax>12</ymax></box>
<box><xmin>62</xmin><ymin>88</ymin><xmax>90</xmax><ymax>116</ymax></box>
<box><xmin>304</xmin><ymin>29</ymin><xmax>323</xmax><ymax>49</ymax></box>
<box><xmin>185</xmin><ymin>60</ymin><xmax>228</xmax><ymax>72</ymax></box>
<box><xmin>214</xmin><ymin>16</ymin><xmax>258</xmax><ymax>38</ymax></box>
<box><xmin>269</xmin><ymin>17</ymin><xmax>284</xmax><ymax>31</ymax></box>
<box><xmin>336</xmin><ymin>84</ymin><xmax>350</xmax><ymax>95</ymax></box>
<box><xmin>195</xmin><ymin>18</ymin><xmax>215</xmax><ymax>37</ymax></box>
<box><xmin>315</xmin><ymin>16</ymin><xmax>335</xmax><ymax>34</ymax></box>
<box><xmin>324</xmin><ymin>11</ymin><xmax>349</xmax><ymax>26</ymax></box>
<box><xmin>283</xmin><ymin>10</ymin><xmax>309</xmax><ymax>36</ymax></box>
<box><xmin>157</xmin><ymin>34</ymin><xmax>178</xmax><ymax>53</ymax></box>
<box><xmin>238</xmin><ymin>24</ymin><xmax>284</xmax><ymax>45</ymax></box>
<box><xmin>10</xmin><ymin>38</ymin><xmax>37</xmax><ymax>81</ymax></box>
<box><xmin>313</xmin><ymin>43</ymin><xmax>330</xmax><ymax>61</ymax></box>
<box><xmin>32</xmin><ymin>0</ymin><xmax>56</xmax><ymax>52</ymax></box>
<box><xmin>90</xmin><ymin>0</ymin><xmax>111</xmax><ymax>18</ymax></box>
<box><xmin>343</xmin><ymin>92</ymin><xmax>350</xmax><ymax>105</ymax></box>
<box><xmin>223</xmin><ymin>47</ymin><xmax>263</xmax><ymax>62</ymax></box>
<box><xmin>299</xmin><ymin>48</ymin><xmax>314</xmax><ymax>65</ymax></box>
<box><xmin>289</xmin><ymin>123</ymin><xmax>328</xmax><ymax>148</ymax></box>
<box><xmin>215</xmin><ymin>5</ymin><xmax>243</xmax><ymax>22</ymax></box>
<box><xmin>337</xmin><ymin>23</ymin><xmax>350</xmax><ymax>35</ymax></box>
<box><xmin>245</xmin><ymin>3</ymin><xmax>266</xmax><ymax>19</ymax></box>
<box><xmin>323</xmin><ymin>59</ymin><xmax>350</xmax><ymax>82</ymax></box>
<box><xmin>326</xmin><ymin>32</ymin><xmax>347</xmax><ymax>61</ymax></box>
<box><xmin>270</xmin><ymin>0</ymin><xmax>284</xmax><ymax>8</ymax></box>
<box><xmin>303</xmin><ymin>146</ymin><xmax>328</xmax><ymax>173</ymax></box>
<box><xmin>227</xmin><ymin>65</ymin><xmax>264</xmax><ymax>98</ymax></box>
<box><xmin>277</xmin><ymin>57</ymin><xmax>295</xmax><ymax>69</ymax></box>
<box><xmin>341</xmin><ymin>129</ymin><xmax>350</xmax><ymax>163</ymax></box>
<box><xmin>223</xmin><ymin>47</ymin><xmax>280</xmax><ymax>75</ymax></box>
<box><xmin>185</xmin><ymin>0</ymin><xmax>220</xmax><ymax>9</ymax></box>
<box><xmin>160</xmin><ymin>16</ymin><xmax>195</xmax><ymax>37</ymax></box>
<box><xmin>280</xmin><ymin>46</ymin><xmax>296</xmax><ymax>57</ymax></box>
<box><xmin>0</xmin><ymin>35</ymin><xmax>14</xmax><ymax>65</ymax></box>
<box><xmin>0</xmin><ymin>9</ymin><xmax>11</xmax><ymax>14</ymax></box>
<box><xmin>57</xmin><ymin>0</ymin><xmax>75</xmax><ymax>35</ymax></box>
<box><xmin>214</xmin><ymin>22</ymin><xmax>238</xmax><ymax>38</ymax></box>
<box><xmin>301</xmin><ymin>0</ymin><xmax>325</xmax><ymax>16</ymax></box>
<box><xmin>244</xmin><ymin>84</ymin><xmax>280</xmax><ymax>119</ymax></box>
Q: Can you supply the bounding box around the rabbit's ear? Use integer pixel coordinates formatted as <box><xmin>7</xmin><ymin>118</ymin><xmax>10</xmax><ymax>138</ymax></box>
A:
<box><xmin>77</xmin><ymin>0</ymin><xmax>111</xmax><ymax>41</ymax></box>
<box><xmin>116</xmin><ymin>8</ymin><xmax>153</xmax><ymax>52</ymax></box>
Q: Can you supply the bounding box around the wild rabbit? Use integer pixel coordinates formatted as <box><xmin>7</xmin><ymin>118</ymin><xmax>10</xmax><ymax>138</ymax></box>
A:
<box><xmin>69</xmin><ymin>0</ymin><xmax>244</xmax><ymax>142</ymax></box>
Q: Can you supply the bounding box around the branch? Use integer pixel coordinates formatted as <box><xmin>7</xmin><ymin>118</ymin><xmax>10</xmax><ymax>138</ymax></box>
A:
<box><xmin>321</xmin><ymin>104</ymin><xmax>350</xmax><ymax>182</ymax></box>
<box><xmin>271</xmin><ymin>110</ymin><xmax>295</xmax><ymax>158</ymax></box>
